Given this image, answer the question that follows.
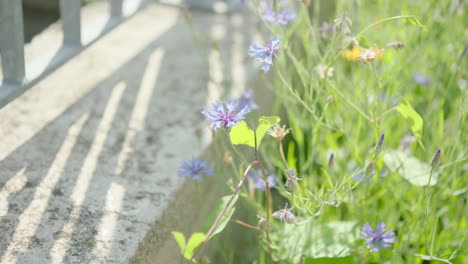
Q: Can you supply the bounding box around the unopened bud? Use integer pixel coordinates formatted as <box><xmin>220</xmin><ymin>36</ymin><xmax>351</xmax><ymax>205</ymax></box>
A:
<box><xmin>285</xmin><ymin>176</ymin><xmax>301</xmax><ymax>192</ymax></box>
<box><xmin>328</xmin><ymin>153</ymin><xmax>335</xmax><ymax>170</ymax></box>
<box><xmin>374</xmin><ymin>134</ymin><xmax>385</xmax><ymax>157</ymax></box>
<box><xmin>431</xmin><ymin>149</ymin><xmax>441</xmax><ymax>168</ymax></box>
<box><xmin>284</xmin><ymin>168</ymin><xmax>301</xmax><ymax>192</ymax></box>
<box><xmin>386</xmin><ymin>41</ymin><xmax>405</xmax><ymax>50</ymax></box>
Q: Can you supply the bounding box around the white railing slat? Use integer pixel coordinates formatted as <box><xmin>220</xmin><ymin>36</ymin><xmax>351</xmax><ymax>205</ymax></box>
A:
<box><xmin>60</xmin><ymin>0</ymin><xmax>82</xmax><ymax>46</ymax></box>
<box><xmin>0</xmin><ymin>0</ymin><xmax>25</xmax><ymax>84</ymax></box>
<box><xmin>110</xmin><ymin>0</ymin><xmax>124</xmax><ymax>17</ymax></box>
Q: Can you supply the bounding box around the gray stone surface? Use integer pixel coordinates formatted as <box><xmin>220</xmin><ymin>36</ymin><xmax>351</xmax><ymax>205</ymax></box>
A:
<box><xmin>0</xmin><ymin>2</ymin><xmax>258</xmax><ymax>263</ymax></box>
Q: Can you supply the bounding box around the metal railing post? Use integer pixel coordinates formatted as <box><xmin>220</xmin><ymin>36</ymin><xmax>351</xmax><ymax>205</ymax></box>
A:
<box><xmin>60</xmin><ymin>0</ymin><xmax>82</xmax><ymax>46</ymax></box>
<box><xmin>110</xmin><ymin>0</ymin><xmax>124</xmax><ymax>17</ymax></box>
<box><xmin>0</xmin><ymin>0</ymin><xmax>25</xmax><ymax>84</ymax></box>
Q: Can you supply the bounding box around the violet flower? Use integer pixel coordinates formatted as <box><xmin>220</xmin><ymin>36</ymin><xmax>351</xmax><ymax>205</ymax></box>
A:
<box><xmin>178</xmin><ymin>157</ymin><xmax>214</xmax><ymax>181</ymax></box>
<box><xmin>412</xmin><ymin>73</ymin><xmax>431</xmax><ymax>86</ymax></box>
<box><xmin>263</xmin><ymin>9</ymin><xmax>297</xmax><ymax>25</ymax></box>
<box><xmin>238</xmin><ymin>89</ymin><xmax>259</xmax><ymax>111</ymax></box>
<box><xmin>248</xmin><ymin>37</ymin><xmax>281</xmax><ymax>72</ymax></box>
<box><xmin>201</xmin><ymin>100</ymin><xmax>250</xmax><ymax>129</ymax></box>
<box><xmin>248</xmin><ymin>169</ymin><xmax>278</xmax><ymax>190</ymax></box>
<box><xmin>362</xmin><ymin>222</ymin><xmax>395</xmax><ymax>252</ymax></box>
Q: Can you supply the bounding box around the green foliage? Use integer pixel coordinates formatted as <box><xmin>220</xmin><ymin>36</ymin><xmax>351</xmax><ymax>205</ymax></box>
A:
<box><xmin>172</xmin><ymin>232</ymin><xmax>206</xmax><ymax>261</ymax></box>
<box><xmin>270</xmin><ymin>221</ymin><xmax>359</xmax><ymax>263</ymax></box>
<box><xmin>202</xmin><ymin>195</ymin><xmax>238</xmax><ymax>239</ymax></box>
<box><xmin>384</xmin><ymin>150</ymin><xmax>438</xmax><ymax>186</ymax></box>
<box><xmin>202</xmin><ymin>0</ymin><xmax>468</xmax><ymax>263</ymax></box>
<box><xmin>304</xmin><ymin>257</ymin><xmax>353</xmax><ymax>264</ymax></box>
<box><xmin>229</xmin><ymin>116</ymin><xmax>280</xmax><ymax>148</ymax></box>
<box><xmin>397</xmin><ymin>99</ymin><xmax>424</xmax><ymax>146</ymax></box>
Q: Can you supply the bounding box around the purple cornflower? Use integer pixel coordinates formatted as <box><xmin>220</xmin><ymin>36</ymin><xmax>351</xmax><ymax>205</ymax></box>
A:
<box><xmin>178</xmin><ymin>157</ymin><xmax>214</xmax><ymax>181</ymax></box>
<box><xmin>248</xmin><ymin>37</ymin><xmax>281</xmax><ymax>72</ymax></box>
<box><xmin>362</xmin><ymin>222</ymin><xmax>395</xmax><ymax>252</ymax></box>
<box><xmin>412</xmin><ymin>73</ymin><xmax>431</xmax><ymax>86</ymax></box>
<box><xmin>248</xmin><ymin>169</ymin><xmax>278</xmax><ymax>190</ymax></box>
<box><xmin>263</xmin><ymin>9</ymin><xmax>297</xmax><ymax>25</ymax></box>
<box><xmin>201</xmin><ymin>100</ymin><xmax>250</xmax><ymax>129</ymax></box>
<box><xmin>238</xmin><ymin>90</ymin><xmax>259</xmax><ymax>111</ymax></box>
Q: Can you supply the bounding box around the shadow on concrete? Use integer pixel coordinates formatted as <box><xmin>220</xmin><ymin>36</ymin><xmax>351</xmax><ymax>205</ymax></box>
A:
<box><xmin>0</xmin><ymin>5</ymin><xmax>256</xmax><ymax>263</ymax></box>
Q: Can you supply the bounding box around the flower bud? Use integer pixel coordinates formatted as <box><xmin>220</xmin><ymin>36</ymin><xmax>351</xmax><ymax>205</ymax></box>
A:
<box><xmin>328</xmin><ymin>153</ymin><xmax>335</xmax><ymax>170</ymax></box>
<box><xmin>431</xmin><ymin>149</ymin><xmax>441</xmax><ymax>168</ymax></box>
<box><xmin>374</xmin><ymin>134</ymin><xmax>385</xmax><ymax>157</ymax></box>
<box><xmin>285</xmin><ymin>176</ymin><xmax>301</xmax><ymax>192</ymax></box>
<box><xmin>284</xmin><ymin>168</ymin><xmax>301</xmax><ymax>192</ymax></box>
<box><xmin>272</xmin><ymin>203</ymin><xmax>295</xmax><ymax>224</ymax></box>
<box><xmin>284</xmin><ymin>168</ymin><xmax>297</xmax><ymax>177</ymax></box>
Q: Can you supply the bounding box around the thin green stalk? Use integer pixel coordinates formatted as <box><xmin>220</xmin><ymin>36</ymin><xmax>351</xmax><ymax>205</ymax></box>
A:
<box><xmin>424</xmin><ymin>168</ymin><xmax>435</xmax><ymax>253</ymax></box>
<box><xmin>326</xmin><ymin>80</ymin><xmax>374</xmax><ymax>123</ymax></box>
<box><xmin>279</xmin><ymin>141</ymin><xmax>288</xmax><ymax>167</ymax></box>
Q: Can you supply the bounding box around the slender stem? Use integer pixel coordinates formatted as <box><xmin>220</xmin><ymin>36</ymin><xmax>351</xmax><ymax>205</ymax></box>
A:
<box><xmin>231</xmin><ymin>219</ymin><xmax>261</xmax><ymax>230</ymax></box>
<box><xmin>378</xmin><ymin>106</ymin><xmax>398</xmax><ymax>121</ymax></box>
<box><xmin>371</xmin><ymin>62</ymin><xmax>382</xmax><ymax>91</ymax></box>
<box><xmin>253</xmin><ymin>132</ymin><xmax>273</xmax><ymax>263</ymax></box>
<box><xmin>371</xmin><ymin>61</ymin><xmax>383</xmax><ymax>134</ymax></box>
<box><xmin>424</xmin><ymin>168</ymin><xmax>434</xmax><ymax>253</ymax></box>
<box><xmin>326</xmin><ymin>80</ymin><xmax>374</xmax><ymax>123</ymax></box>
<box><xmin>276</xmin><ymin>67</ymin><xmax>338</xmax><ymax>131</ymax></box>
<box><xmin>258</xmin><ymin>161</ymin><xmax>274</xmax><ymax>264</ymax></box>
<box><xmin>279</xmin><ymin>141</ymin><xmax>288</xmax><ymax>167</ymax></box>
<box><xmin>191</xmin><ymin>160</ymin><xmax>258</xmax><ymax>260</ymax></box>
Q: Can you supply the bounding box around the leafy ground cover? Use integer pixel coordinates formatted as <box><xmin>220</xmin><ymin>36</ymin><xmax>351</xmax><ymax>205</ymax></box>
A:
<box><xmin>174</xmin><ymin>1</ymin><xmax>467</xmax><ymax>263</ymax></box>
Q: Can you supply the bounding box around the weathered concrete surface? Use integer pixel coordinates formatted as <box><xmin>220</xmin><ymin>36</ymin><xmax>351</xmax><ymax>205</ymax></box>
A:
<box><xmin>0</xmin><ymin>2</ymin><xmax>258</xmax><ymax>263</ymax></box>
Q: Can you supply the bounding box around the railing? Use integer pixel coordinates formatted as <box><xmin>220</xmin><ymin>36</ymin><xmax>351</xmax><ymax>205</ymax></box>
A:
<box><xmin>0</xmin><ymin>0</ymin><xmax>150</xmax><ymax>109</ymax></box>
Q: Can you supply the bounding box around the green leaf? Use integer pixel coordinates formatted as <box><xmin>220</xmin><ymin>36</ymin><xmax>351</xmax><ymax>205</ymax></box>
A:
<box><xmin>230</xmin><ymin>121</ymin><xmax>255</xmax><ymax>147</ymax></box>
<box><xmin>304</xmin><ymin>256</ymin><xmax>353</xmax><ymax>264</ymax></box>
<box><xmin>256</xmin><ymin>116</ymin><xmax>281</xmax><ymax>146</ymax></box>
<box><xmin>383</xmin><ymin>150</ymin><xmax>439</xmax><ymax>186</ymax></box>
<box><xmin>202</xmin><ymin>195</ymin><xmax>238</xmax><ymax>239</ymax></box>
<box><xmin>229</xmin><ymin>117</ymin><xmax>280</xmax><ymax>148</ymax></box>
<box><xmin>270</xmin><ymin>221</ymin><xmax>359</xmax><ymax>263</ymax></box>
<box><xmin>184</xmin><ymin>232</ymin><xmax>206</xmax><ymax>259</ymax></box>
<box><xmin>397</xmin><ymin>100</ymin><xmax>424</xmax><ymax>147</ymax></box>
<box><xmin>172</xmin><ymin>231</ymin><xmax>186</xmax><ymax>255</ymax></box>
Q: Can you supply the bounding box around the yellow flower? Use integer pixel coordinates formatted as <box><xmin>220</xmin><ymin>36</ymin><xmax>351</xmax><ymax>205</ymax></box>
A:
<box><xmin>344</xmin><ymin>45</ymin><xmax>384</xmax><ymax>61</ymax></box>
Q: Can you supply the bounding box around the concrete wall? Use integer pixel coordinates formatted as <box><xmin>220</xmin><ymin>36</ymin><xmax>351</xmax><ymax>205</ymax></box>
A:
<box><xmin>0</xmin><ymin>2</ymin><xmax>259</xmax><ymax>263</ymax></box>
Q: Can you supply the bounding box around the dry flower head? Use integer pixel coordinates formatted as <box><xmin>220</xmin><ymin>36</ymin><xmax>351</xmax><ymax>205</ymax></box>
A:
<box><xmin>267</xmin><ymin>124</ymin><xmax>291</xmax><ymax>141</ymax></box>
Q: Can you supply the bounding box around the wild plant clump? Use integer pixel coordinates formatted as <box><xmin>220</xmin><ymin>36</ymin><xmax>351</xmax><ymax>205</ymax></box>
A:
<box><xmin>173</xmin><ymin>0</ymin><xmax>467</xmax><ymax>263</ymax></box>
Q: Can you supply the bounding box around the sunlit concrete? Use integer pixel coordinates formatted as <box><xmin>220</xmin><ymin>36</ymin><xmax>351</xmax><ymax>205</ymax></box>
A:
<box><xmin>0</xmin><ymin>2</ymin><xmax>258</xmax><ymax>263</ymax></box>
